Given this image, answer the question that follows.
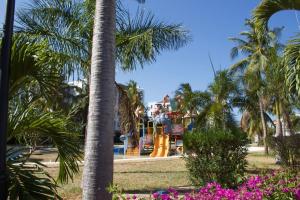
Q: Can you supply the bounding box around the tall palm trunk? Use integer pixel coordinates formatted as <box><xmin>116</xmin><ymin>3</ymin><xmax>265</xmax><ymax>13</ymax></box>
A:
<box><xmin>259</xmin><ymin>97</ymin><xmax>268</xmax><ymax>155</ymax></box>
<box><xmin>82</xmin><ymin>0</ymin><xmax>115</xmax><ymax>199</ymax></box>
<box><xmin>275</xmin><ymin>100</ymin><xmax>283</xmax><ymax>137</ymax></box>
<box><xmin>0</xmin><ymin>0</ymin><xmax>16</xmax><ymax>199</ymax></box>
<box><xmin>283</xmin><ymin>110</ymin><xmax>294</xmax><ymax>135</ymax></box>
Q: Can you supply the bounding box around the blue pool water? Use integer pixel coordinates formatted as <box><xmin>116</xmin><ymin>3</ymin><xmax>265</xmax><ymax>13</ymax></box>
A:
<box><xmin>113</xmin><ymin>146</ymin><xmax>124</xmax><ymax>155</ymax></box>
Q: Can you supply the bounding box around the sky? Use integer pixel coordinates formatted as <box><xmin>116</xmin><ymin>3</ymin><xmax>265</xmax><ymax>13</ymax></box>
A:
<box><xmin>1</xmin><ymin>0</ymin><xmax>300</xmax><ymax>104</ymax></box>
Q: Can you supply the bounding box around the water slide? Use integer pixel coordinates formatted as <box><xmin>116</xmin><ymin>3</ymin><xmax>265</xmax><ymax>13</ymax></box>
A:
<box><xmin>150</xmin><ymin>134</ymin><xmax>169</xmax><ymax>157</ymax></box>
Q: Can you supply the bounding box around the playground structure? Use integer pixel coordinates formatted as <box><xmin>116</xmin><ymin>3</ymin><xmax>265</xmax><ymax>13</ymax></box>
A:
<box><xmin>121</xmin><ymin>95</ymin><xmax>195</xmax><ymax>157</ymax></box>
<box><xmin>119</xmin><ymin>96</ymin><xmax>194</xmax><ymax>157</ymax></box>
<box><xmin>147</xmin><ymin>110</ymin><xmax>184</xmax><ymax>157</ymax></box>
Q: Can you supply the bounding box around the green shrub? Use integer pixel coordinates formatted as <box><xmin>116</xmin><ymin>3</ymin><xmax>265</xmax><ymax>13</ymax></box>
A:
<box><xmin>183</xmin><ymin>129</ymin><xmax>249</xmax><ymax>188</ymax></box>
<box><xmin>267</xmin><ymin>134</ymin><xmax>300</xmax><ymax>169</ymax></box>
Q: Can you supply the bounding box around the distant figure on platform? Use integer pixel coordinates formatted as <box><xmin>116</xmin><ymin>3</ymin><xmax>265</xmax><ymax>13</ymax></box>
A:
<box><xmin>152</xmin><ymin>104</ymin><xmax>172</xmax><ymax>134</ymax></box>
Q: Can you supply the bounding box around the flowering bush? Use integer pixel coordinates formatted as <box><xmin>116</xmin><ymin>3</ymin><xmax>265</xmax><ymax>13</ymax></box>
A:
<box><xmin>120</xmin><ymin>170</ymin><xmax>300</xmax><ymax>200</ymax></box>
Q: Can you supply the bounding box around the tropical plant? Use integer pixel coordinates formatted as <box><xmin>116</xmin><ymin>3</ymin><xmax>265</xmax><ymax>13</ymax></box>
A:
<box><xmin>196</xmin><ymin>70</ymin><xmax>239</xmax><ymax>130</ymax></box>
<box><xmin>81</xmin><ymin>0</ymin><xmax>116</xmax><ymax>198</ymax></box>
<box><xmin>184</xmin><ymin>128</ymin><xmax>248</xmax><ymax>188</ymax></box>
<box><xmin>253</xmin><ymin>0</ymin><xmax>300</xmax><ymax>97</ymax></box>
<box><xmin>15</xmin><ymin>0</ymin><xmax>190</xmax><ymax>144</ymax></box>
<box><xmin>113</xmin><ymin>81</ymin><xmax>145</xmax><ymax>149</ymax></box>
<box><xmin>229</xmin><ymin>19</ymin><xmax>284</xmax><ymax>154</ymax></box>
<box><xmin>253</xmin><ymin>0</ymin><xmax>300</xmax><ymax>35</ymax></box>
<box><xmin>11</xmin><ymin>1</ymin><xmax>190</xmax><ymax>198</ymax></box>
<box><xmin>126</xmin><ymin>80</ymin><xmax>144</xmax><ymax>116</ymax></box>
<box><xmin>7</xmin><ymin>148</ymin><xmax>61</xmax><ymax>199</ymax></box>
<box><xmin>16</xmin><ymin>0</ymin><xmax>190</xmax><ymax>75</ymax></box>
<box><xmin>175</xmin><ymin>83</ymin><xmax>210</xmax><ymax>117</ymax></box>
<box><xmin>237</xmin><ymin>89</ymin><xmax>265</xmax><ymax>142</ymax></box>
<box><xmin>264</xmin><ymin>55</ymin><xmax>295</xmax><ymax>137</ymax></box>
<box><xmin>4</xmin><ymin>35</ymin><xmax>83</xmax><ymax>199</ymax></box>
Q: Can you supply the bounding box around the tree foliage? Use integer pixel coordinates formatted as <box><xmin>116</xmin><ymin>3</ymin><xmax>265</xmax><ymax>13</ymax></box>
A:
<box><xmin>253</xmin><ymin>0</ymin><xmax>300</xmax><ymax>97</ymax></box>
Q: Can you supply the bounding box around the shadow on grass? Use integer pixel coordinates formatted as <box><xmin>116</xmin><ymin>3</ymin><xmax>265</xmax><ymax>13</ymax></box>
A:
<box><xmin>246</xmin><ymin>168</ymin><xmax>277</xmax><ymax>175</ymax></box>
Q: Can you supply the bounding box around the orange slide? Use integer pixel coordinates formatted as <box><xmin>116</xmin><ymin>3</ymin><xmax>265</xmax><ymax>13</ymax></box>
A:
<box><xmin>150</xmin><ymin>134</ymin><xmax>169</xmax><ymax>157</ymax></box>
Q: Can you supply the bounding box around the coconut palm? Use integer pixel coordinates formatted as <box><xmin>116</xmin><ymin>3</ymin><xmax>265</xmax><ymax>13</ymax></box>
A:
<box><xmin>126</xmin><ymin>80</ymin><xmax>144</xmax><ymax>112</ymax></box>
<box><xmin>264</xmin><ymin>52</ymin><xmax>298</xmax><ymax>136</ymax></box>
<box><xmin>229</xmin><ymin>19</ymin><xmax>283</xmax><ymax>154</ymax></box>
<box><xmin>196</xmin><ymin>70</ymin><xmax>239</xmax><ymax>131</ymax></box>
<box><xmin>116</xmin><ymin>80</ymin><xmax>145</xmax><ymax>148</ymax></box>
<box><xmin>126</xmin><ymin>80</ymin><xmax>144</xmax><ymax>131</ymax></box>
<box><xmin>265</xmin><ymin>56</ymin><xmax>284</xmax><ymax>136</ymax></box>
<box><xmin>235</xmin><ymin>83</ymin><xmax>275</xmax><ymax>142</ymax></box>
<box><xmin>175</xmin><ymin>83</ymin><xmax>195</xmax><ymax>114</ymax></box>
<box><xmin>253</xmin><ymin>0</ymin><xmax>300</xmax><ymax>97</ymax></box>
<box><xmin>253</xmin><ymin>0</ymin><xmax>300</xmax><ymax>35</ymax></box>
<box><xmin>175</xmin><ymin>83</ymin><xmax>210</xmax><ymax>117</ymax></box>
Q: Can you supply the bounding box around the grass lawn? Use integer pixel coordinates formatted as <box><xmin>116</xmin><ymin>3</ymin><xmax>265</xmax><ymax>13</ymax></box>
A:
<box><xmin>246</xmin><ymin>152</ymin><xmax>279</xmax><ymax>171</ymax></box>
<box><xmin>43</xmin><ymin>152</ymin><xmax>279</xmax><ymax>199</ymax></box>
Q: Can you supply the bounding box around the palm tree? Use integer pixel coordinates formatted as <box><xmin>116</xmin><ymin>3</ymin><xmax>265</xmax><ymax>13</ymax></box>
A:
<box><xmin>116</xmin><ymin>80</ymin><xmax>144</xmax><ymax>149</ymax></box>
<box><xmin>264</xmin><ymin>52</ymin><xmax>298</xmax><ymax>137</ymax></box>
<box><xmin>253</xmin><ymin>0</ymin><xmax>300</xmax><ymax>35</ymax></box>
<box><xmin>13</xmin><ymin>1</ymin><xmax>190</xmax><ymax>198</ymax></box>
<box><xmin>175</xmin><ymin>83</ymin><xmax>210</xmax><ymax>117</ymax></box>
<box><xmin>229</xmin><ymin>20</ymin><xmax>283</xmax><ymax>154</ymax></box>
<box><xmin>17</xmin><ymin>0</ymin><xmax>190</xmax><ymax>143</ymax></box>
<box><xmin>126</xmin><ymin>80</ymin><xmax>144</xmax><ymax>112</ymax></box>
<box><xmin>196</xmin><ymin>70</ymin><xmax>239</xmax><ymax>130</ymax></box>
<box><xmin>253</xmin><ymin>0</ymin><xmax>300</xmax><ymax>97</ymax></box>
<box><xmin>81</xmin><ymin>0</ymin><xmax>115</xmax><ymax>199</ymax></box>
<box><xmin>265</xmin><ymin>56</ymin><xmax>284</xmax><ymax>137</ymax></box>
<box><xmin>231</xmin><ymin>73</ymin><xmax>277</xmax><ymax>143</ymax></box>
<box><xmin>16</xmin><ymin>0</ymin><xmax>190</xmax><ymax>74</ymax></box>
<box><xmin>175</xmin><ymin>83</ymin><xmax>195</xmax><ymax>115</ymax></box>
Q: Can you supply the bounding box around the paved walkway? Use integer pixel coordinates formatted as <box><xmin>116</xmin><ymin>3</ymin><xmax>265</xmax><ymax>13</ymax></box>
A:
<box><xmin>248</xmin><ymin>146</ymin><xmax>264</xmax><ymax>152</ymax></box>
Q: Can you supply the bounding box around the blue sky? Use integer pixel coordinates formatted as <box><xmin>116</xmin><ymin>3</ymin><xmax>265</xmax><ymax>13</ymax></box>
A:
<box><xmin>1</xmin><ymin>0</ymin><xmax>300</xmax><ymax>104</ymax></box>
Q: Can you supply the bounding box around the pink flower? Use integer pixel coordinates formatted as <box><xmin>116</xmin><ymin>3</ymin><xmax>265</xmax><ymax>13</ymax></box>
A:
<box><xmin>295</xmin><ymin>189</ymin><xmax>300</xmax><ymax>200</ymax></box>
<box><xmin>282</xmin><ymin>188</ymin><xmax>289</xmax><ymax>193</ymax></box>
<box><xmin>168</xmin><ymin>188</ymin><xmax>179</xmax><ymax>198</ymax></box>
<box><xmin>152</xmin><ymin>192</ymin><xmax>160</xmax><ymax>199</ymax></box>
<box><xmin>161</xmin><ymin>194</ymin><xmax>171</xmax><ymax>200</ymax></box>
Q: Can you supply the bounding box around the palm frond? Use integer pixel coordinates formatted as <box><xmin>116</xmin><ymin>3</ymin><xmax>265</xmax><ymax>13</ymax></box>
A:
<box><xmin>284</xmin><ymin>34</ymin><xmax>300</xmax><ymax>97</ymax></box>
<box><xmin>8</xmin><ymin>105</ymin><xmax>83</xmax><ymax>184</ymax></box>
<box><xmin>16</xmin><ymin>0</ymin><xmax>90</xmax><ymax>76</ymax></box>
<box><xmin>7</xmin><ymin>148</ymin><xmax>61</xmax><ymax>199</ymax></box>
<box><xmin>116</xmin><ymin>9</ymin><xmax>190</xmax><ymax>71</ymax></box>
<box><xmin>253</xmin><ymin>0</ymin><xmax>300</xmax><ymax>33</ymax></box>
<box><xmin>229</xmin><ymin>58</ymin><xmax>250</xmax><ymax>75</ymax></box>
<box><xmin>8</xmin><ymin>35</ymin><xmax>64</xmax><ymax>101</ymax></box>
<box><xmin>230</xmin><ymin>46</ymin><xmax>239</xmax><ymax>60</ymax></box>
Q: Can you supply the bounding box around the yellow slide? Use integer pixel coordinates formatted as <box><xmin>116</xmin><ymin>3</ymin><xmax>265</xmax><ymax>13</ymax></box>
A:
<box><xmin>150</xmin><ymin>134</ymin><xmax>169</xmax><ymax>157</ymax></box>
